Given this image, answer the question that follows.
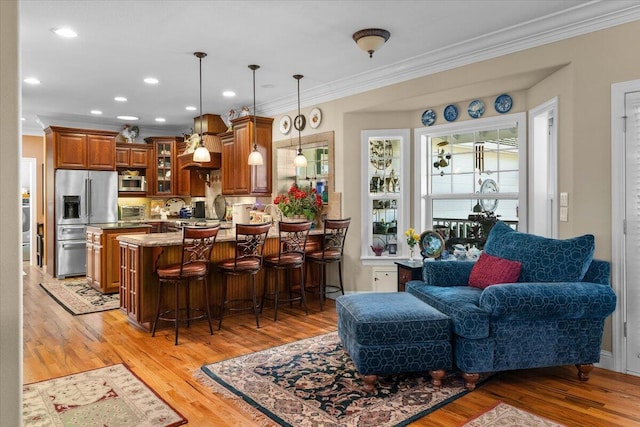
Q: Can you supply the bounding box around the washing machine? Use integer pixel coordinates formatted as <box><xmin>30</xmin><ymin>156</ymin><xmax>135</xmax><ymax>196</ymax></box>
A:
<box><xmin>22</xmin><ymin>198</ymin><xmax>30</xmax><ymax>261</ymax></box>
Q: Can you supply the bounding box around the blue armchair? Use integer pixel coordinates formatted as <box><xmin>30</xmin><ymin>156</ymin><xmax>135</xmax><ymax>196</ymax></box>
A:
<box><xmin>406</xmin><ymin>222</ymin><xmax>617</xmax><ymax>390</ymax></box>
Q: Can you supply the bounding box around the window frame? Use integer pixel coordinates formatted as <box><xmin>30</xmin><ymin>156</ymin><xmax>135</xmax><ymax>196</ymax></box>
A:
<box><xmin>413</xmin><ymin>113</ymin><xmax>528</xmax><ymax>234</ymax></box>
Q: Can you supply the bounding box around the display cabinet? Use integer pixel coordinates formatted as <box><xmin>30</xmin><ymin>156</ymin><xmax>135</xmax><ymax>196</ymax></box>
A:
<box><xmin>145</xmin><ymin>136</ymin><xmax>182</xmax><ymax>196</ymax></box>
<box><xmin>361</xmin><ymin>129</ymin><xmax>410</xmax><ymax>262</ymax></box>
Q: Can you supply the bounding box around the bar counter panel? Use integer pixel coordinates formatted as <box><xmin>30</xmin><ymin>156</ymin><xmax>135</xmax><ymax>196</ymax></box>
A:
<box><xmin>118</xmin><ymin>228</ymin><xmax>323</xmax><ymax>331</ymax></box>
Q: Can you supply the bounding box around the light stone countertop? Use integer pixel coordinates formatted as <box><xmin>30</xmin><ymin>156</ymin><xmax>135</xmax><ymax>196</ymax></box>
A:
<box><xmin>117</xmin><ymin>226</ymin><xmax>325</xmax><ymax>247</ymax></box>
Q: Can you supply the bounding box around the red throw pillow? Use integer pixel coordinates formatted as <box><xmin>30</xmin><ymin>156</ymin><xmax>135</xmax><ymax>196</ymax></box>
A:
<box><xmin>468</xmin><ymin>252</ymin><xmax>522</xmax><ymax>289</ymax></box>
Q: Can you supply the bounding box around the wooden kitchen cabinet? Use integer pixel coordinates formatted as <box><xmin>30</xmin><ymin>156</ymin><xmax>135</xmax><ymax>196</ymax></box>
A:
<box><xmin>45</xmin><ymin>126</ymin><xmax>118</xmax><ymax>170</ymax></box>
<box><xmin>119</xmin><ymin>241</ymin><xmax>141</xmax><ymax>322</ymax></box>
<box><xmin>116</xmin><ymin>143</ymin><xmax>151</xmax><ymax>168</ymax></box>
<box><xmin>220</xmin><ymin>115</ymin><xmax>273</xmax><ymax>195</ymax></box>
<box><xmin>87</xmin><ymin>226</ymin><xmax>150</xmax><ymax>294</ymax></box>
<box><xmin>145</xmin><ymin>136</ymin><xmax>182</xmax><ymax>196</ymax></box>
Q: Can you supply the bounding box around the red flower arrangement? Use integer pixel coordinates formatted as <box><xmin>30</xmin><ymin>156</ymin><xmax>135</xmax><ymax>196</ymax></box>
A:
<box><xmin>274</xmin><ymin>184</ymin><xmax>323</xmax><ymax>219</ymax></box>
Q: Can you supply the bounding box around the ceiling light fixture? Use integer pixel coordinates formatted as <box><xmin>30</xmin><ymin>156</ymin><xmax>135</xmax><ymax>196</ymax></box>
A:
<box><xmin>114</xmin><ymin>96</ymin><xmax>127</xmax><ymax>102</ymax></box>
<box><xmin>116</xmin><ymin>115</ymin><xmax>139</xmax><ymax>121</ymax></box>
<box><xmin>293</xmin><ymin>74</ymin><xmax>307</xmax><ymax>168</ymax></box>
<box><xmin>222</xmin><ymin>90</ymin><xmax>236</xmax><ymax>97</ymax></box>
<box><xmin>143</xmin><ymin>77</ymin><xmax>159</xmax><ymax>84</ymax></box>
<box><xmin>352</xmin><ymin>28</ymin><xmax>390</xmax><ymax>58</ymax></box>
<box><xmin>155</xmin><ymin>117</ymin><xmax>166</xmax><ymax>122</ymax></box>
<box><xmin>52</xmin><ymin>27</ymin><xmax>77</xmax><ymax>38</ymax></box>
<box><xmin>193</xmin><ymin>52</ymin><xmax>211</xmax><ymax>163</ymax></box>
<box><xmin>90</xmin><ymin>110</ymin><xmax>102</xmax><ymax>115</ymax></box>
<box><xmin>185</xmin><ymin>106</ymin><xmax>197</xmax><ymax>111</ymax></box>
<box><xmin>247</xmin><ymin>64</ymin><xmax>264</xmax><ymax>166</ymax></box>
<box><xmin>23</xmin><ymin>77</ymin><xmax>40</xmax><ymax>85</ymax></box>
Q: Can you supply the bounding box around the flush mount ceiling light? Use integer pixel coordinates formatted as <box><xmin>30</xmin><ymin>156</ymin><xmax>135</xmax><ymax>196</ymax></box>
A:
<box><xmin>192</xmin><ymin>52</ymin><xmax>211</xmax><ymax>163</ymax></box>
<box><xmin>23</xmin><ymin>77</ymin><xmax>41</xmax><ymax>85</ymax></box>
<box><xmin>352</xmin><ymin>28</ymin><xmax>390</xmax><ymax>58</ymax></box>
<box><xmin>52</xmin><ymin>27</ymin><xmax>77</xmax><ymax>38</ymax></box>
<box><xmin>293</xmin><ymin>74</ymin><xmax>307</xmax><ymax>168</ymax></box>
<box><xmin>185</xmin><ymin>106</ymin><xmax>197</xmax><ymax>111</ymax></box>
<box><xmin>116</xmin><ymin>115</ymin><xmax>139</xmax><ymax>121</ymax></box>
<box><xmin>90</xmin><ymin>110</ymin><xmax>102</xmax><ymax>115</ymax></box>
<box><xmin>155</xmin><ymin>117</ymin><xmax>166</xmax><ymax>122</ymax></box>
<box><xmin>247</xmin><ymin>64</ymin><xmax>264</xmax><ymax>166</ymax></box>
<box><xmin>222</xmin><ymin>90</ymin><xmax>236</xmax><ymax>97</ymax></box>
<box><xmin>114</xmin><ymin>96</ymin><xmax>127</xmax><ymax>102</ymax></box>
<box><xmin>143</xmin><ymin>77</ymin><xmax>159</xmax><ymax>84</ymax></box>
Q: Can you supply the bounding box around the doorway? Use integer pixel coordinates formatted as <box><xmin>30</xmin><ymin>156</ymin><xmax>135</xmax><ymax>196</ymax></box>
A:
<box><xmin>528</xmin><ymin>97</ymin><xmax>558</xmax><ymax>238</ymax></box>
<box><xmin>611</xmin><ymin>79</ymin><xmax>640</xmax><ymax>376</ymax></box>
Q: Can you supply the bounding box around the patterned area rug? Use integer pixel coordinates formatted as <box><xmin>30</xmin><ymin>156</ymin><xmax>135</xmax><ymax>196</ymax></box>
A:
<box><xmin>23</xmin><ymin>364</ymin><xmax>187</xmax><ymax>427</ymax></box>
<box><xmin>463</xmin><ymin>402</ymin><xmax>566</xmax><ymax>426</ymax></box>
<box><xmin>198</xmin><ymin>332</ymin><xmax>480</xmax><ymax>427</ymax></box>
<box><xmin>40</xmin><ymin>280</ymin><xmax>119</xmax><ymax>315</ymax></box>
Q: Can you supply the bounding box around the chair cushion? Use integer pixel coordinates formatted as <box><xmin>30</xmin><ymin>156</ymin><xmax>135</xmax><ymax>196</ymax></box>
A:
<box><xmin>264</xmin><ymin>253</ymin><xmax>304</xmax><ymax>267</ymax></box>
<box><xmin>307</xmin><ymin>249</ymin><xmax>342</xmax><ymax>262</ymax></box>
<box><xmin>469</xmin><ymin>252</ymin><xmax>521</xmax><ymax>289</ymax></box>
<box><xmin>157</xmin><ymin>261</ymin><xmax>207</xmax><ymax>278</ymax></box>
<box><xmin>483</xmin><ymin>221</ymin><xmax>595</xmax><ymax>282</ymax></box>
<box><xmin>217</xmin><ymin>257</ymin><xmax>261</xmax><ymax>272</ymax></box>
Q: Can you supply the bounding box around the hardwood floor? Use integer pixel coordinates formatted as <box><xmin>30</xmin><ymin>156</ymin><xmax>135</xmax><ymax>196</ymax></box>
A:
<box><xmin>23</xmin><ymin>263</ymin><xmax>640</xmax><ymax>426</ymax></box>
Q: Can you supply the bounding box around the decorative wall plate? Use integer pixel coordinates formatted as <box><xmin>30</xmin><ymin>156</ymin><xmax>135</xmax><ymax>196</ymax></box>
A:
<box><xmin>165</xmin><ymin>197</ymin><xmax>186</xmax><ymax>216</ymax></box>
<box><xmin>418</xmin><ymin>230</ymin><xmax>445</xmax><ymax>258</ymax></box>
<box><xmin>309</xmin><ymin>108</ymin><xmax>322</xmax><ymax>129</ymax></box>
<box><xmin>443</xmin><ymin>104</ymin><xmax>458</xmax><ymax>122</ymax></box>
<box><xmin>479</xmin><ymin>178</ymin><xmax>499</xmax><ymax>213</ymax></box>
<box><xmin>279</xmin><ymin>115</ymin><xmax>292</xmax><ymax>135</ymax></box>
<box><xmin>421</xmin><ymin>109</ymin><xmax>436</xmax><ymax>126</ymax></box>
<box><xmin>294</xmin><ymin>114</ymin><xmax>306</xmax><ymax>131</ymax></box>
<box><xmin>494</xmin><ymin>94</ymin><xmax>513</xmax><ymax>114</ymax></box>
<box><xmin>468</xmin><ymin>100</ymin><xmax>485</xmax><ymax>119</ymax></box>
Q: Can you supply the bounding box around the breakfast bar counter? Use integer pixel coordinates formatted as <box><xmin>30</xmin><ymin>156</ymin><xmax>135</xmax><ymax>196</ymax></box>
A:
<box><xmin>117</xmin><ymin>227</ymin><xmax>323</xmax><ymax>331</ymax></box>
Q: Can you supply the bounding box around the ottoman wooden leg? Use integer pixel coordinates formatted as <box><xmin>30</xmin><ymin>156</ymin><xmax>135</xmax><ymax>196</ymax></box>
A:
<box><xmin>462</xmin><ymin>372</ymin><xmax>480</xmax><ymax>390</ymax></box>
<box><xmin>362</xmin><ymin>374</ymin><xmax>378</xmax><ymax>392</ymax></box>
<box><xmin>429</xmin><ymin>369</ymin><xmax>446</xmax><ymax>388</ymax></box>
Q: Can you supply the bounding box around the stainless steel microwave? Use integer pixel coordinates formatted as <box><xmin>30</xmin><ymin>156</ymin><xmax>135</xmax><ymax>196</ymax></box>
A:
<box><xmin>118</xmin><ymin>175</ymin><xmax>147</xmax><ymax>192</ymax></box>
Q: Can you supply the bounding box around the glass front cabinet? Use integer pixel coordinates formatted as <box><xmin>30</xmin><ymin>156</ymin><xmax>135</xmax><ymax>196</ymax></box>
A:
<box><xmin>361</xmin><ymin>129</ymin><xmax>410</xmax><ymax>262</ymax></box>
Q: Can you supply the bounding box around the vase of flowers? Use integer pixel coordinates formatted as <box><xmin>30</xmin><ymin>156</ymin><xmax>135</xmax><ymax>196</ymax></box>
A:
<box><xmin>405</xmin><ymin>227</ymin><xmax>420</xmax><ymax>261</ymax></box>
<box><xmin>274</xmin><ymin>184</ymin><xmax>323</xmax><ymax>221</ymax></box>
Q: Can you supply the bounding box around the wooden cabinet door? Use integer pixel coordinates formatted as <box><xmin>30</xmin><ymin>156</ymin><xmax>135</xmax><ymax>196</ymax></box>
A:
<box><xmin>231</xmin><ymin>121</ymin><xmax>251</xmax><ymax>194</ymax></box>
<box><xmin>119</xmin><ymin>242</ymin><xmax>128</xmax><ymax>312</ymax></box>
<box><xmin>221</xmin><ymin>132</ymin><xmax>236</xmax><ymax>195</ymax></box>
<box><xmin>56</xmin><ymin>133</ymin><xmax>87</xmax><ymax>169</ymax></box>
<box><xmin>115</xmin><ymin>147</ymin><xmax>130</xmax><ymax>167</ymax></box>
<box><xmin>87</xmin><ymin>134</ymin><xmax>116</xmax><ymax>170</ymax></box>
<box><xmin>127</xmin><ymin>244</ymin><xmax>140</xmax><ymax>322</ymax></box>
<box><xmin>130</xmin><ymin>147</ymin><xmax>149</xmax><ymax>168</ymax></box>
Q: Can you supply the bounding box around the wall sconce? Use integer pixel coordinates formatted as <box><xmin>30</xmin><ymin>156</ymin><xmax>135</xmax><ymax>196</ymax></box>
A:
<box><xmin>352</xmin><ymin>28</ymin><xmax>390</xmax><ymax>58</ymax></box>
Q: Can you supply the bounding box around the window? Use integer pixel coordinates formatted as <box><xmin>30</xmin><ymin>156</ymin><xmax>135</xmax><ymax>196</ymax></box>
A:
<box><xmin>413</xmin><ymin>113</ymin><xmax>527</xmax><ymax>247</ymax></box>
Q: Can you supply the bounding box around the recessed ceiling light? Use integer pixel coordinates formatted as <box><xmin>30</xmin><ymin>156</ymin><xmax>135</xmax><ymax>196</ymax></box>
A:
<box><xmin>23</xmin><ymin>77</ymin><xmax>40</xmax><ymax>85</ymax></box>
<box><xmin>21</xmin><ymin>117</ymin><xmax>26</xmax><ymax>121</ymax></box>
<box><xmin>144</xmin><ymin>77</ymin><xmax>159</xmax><ymax>84</ymax></box>
<box><xmin>90</xmin><ymin>110</ymin><xmax>102</xmax><ymax>115</ymax></box>
<box><xmin>116</xmin><ymin>115</ymin><xmax>139</xmax><ymax>121</ymax></box>
<box><xmin>185</xmin><ymin>106</ymin><xmax>197</xmax><ymax>111</ymax></box>
<box><xmin>114</xmin><ymin>96</ymin><xmax>127</xmax><ymax>102</ymax></box>
<box><xmin>155</xmin><ymin>117</ymin><xmax>166</xmax><ymax>122</ymax></box>
<box><xmin>52</xmin><ymin>27</ymin><xmax>77</xmax><ymax>38</ymax></box>
<box><xmin>223</xmin><ymin>90</ymin><xmax>236</xmax><ymax>97</ymax></box>
<box><xmin>261</xmin><ymin>83</ymin><xmax>275</xmax><ymax>89</ymax></box>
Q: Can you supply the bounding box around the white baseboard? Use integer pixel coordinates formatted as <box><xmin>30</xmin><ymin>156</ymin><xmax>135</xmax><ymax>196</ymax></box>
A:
<box><xmin>595</xmin><ymin>350</ymin><xmax>614</xmax><ymax>371</ymax></box>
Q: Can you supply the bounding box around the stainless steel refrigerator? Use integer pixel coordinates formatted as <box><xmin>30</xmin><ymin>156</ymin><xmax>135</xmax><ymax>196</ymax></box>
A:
<box><xmin>55</xmin><ymin>169</ymin><xmax>118</xmax><ymax>278</ymax></box>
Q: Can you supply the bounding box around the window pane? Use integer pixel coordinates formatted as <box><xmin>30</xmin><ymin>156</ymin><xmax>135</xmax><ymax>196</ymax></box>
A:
<box><xmin>431</xmin><ymin>173</ymin><xmax>450</xmax><ymax>194</ymax></box>
<box><xmin>497</xmin><ymin>171</ymin><xmax>519</xmax><ymax>192</ymax></box>
<box><xmin>452</xmin><ymin>172</ymin><xmax>474</xmax><ymax>193</ymax></box>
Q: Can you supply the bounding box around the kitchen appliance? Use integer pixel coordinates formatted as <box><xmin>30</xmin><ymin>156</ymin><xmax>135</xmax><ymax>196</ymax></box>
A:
<box><xmin>55</xmin><ymin>169</ymin><xmax>118</xmax><ymax>278</ymax></box>
<box><xmin>232</xmin><ymin>203</ymin><xmax>252</xmax><ymax>226</ymax></box>
<box><xmin>120</xmin><ymin>205</ymin><xmax>145</xmax><ymax>221</ymax></box>
<box><xmin>118</xmin><ymin>175</ymin><xmax>147</xmax><ymax>192</ymax></box>
<box><xmin>192</xmin><ymin>201</ymin><xmax>206</xmax><ymax>219</ymax></box>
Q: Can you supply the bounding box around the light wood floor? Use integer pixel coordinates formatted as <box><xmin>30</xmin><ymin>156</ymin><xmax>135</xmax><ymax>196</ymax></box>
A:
<box><xmin>23</xmin><ymin>263</ymin><xmax>640</xmax><ymax>426</ymax></box>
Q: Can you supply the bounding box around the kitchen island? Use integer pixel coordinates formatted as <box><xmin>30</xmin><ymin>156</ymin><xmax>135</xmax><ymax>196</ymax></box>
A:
<box><xmin>117</xmin><ymin>226</ymin><xmax>323</xmax><ymax>331</ymax></box>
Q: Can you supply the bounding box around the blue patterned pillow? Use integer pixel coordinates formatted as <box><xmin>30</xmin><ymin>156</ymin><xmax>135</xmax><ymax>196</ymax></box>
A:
<box><xmin>483</xmin><ymin>221</ymin><xmax>594</xmax><ymax>282</ymax></box>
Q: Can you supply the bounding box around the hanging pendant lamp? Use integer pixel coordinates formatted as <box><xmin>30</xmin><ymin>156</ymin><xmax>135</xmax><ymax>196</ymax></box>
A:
<box><xmin>193</xmin><ymin>52</ymin><xmax>211</xmax><ymax>162</ymax></box>
<box><xmin>247</xmin><ymin>64</ymin><xmax>264</xmax><ymax>166</ymax></box>
<box><xmin>293</xmin><ymin>74</ymin><xmax>307</xmax><ymax>168</ymax></box>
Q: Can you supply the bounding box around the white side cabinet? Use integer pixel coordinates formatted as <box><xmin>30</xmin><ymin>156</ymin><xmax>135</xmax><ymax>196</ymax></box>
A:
<box><xmin>361</xmin><ymin>129</ymin><xmax>411</xmax><ymax>263</ymax></box>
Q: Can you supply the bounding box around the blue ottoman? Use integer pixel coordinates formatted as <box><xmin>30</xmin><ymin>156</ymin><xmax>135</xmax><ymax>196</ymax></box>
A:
<box><xmin>336</xmin><ymin>292</ymin><xmax>452</xmax><ymax>392</ymax></box>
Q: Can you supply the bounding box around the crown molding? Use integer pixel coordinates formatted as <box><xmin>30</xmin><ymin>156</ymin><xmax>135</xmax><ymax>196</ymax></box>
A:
<box><xmin>260</xmin><ymin>1</ymin><xmax>640</xmax><ymax>116</ymax></box>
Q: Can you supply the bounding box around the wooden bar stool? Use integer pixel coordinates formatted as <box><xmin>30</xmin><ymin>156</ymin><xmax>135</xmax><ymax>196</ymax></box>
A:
<box><xmin>151</xmin><ymin>225</ymin><xmax>219</xmax><ymax>345</ymax></box>
<box><xmin>306</xmin><ymin>218</ymin><xmax>351</xmax><ymax>311</ymax></box>
<box><xmin>216</xmin><ymin>223</ymin><xmax>271</xmax><ymax>329</ymax></box>
<box><xmin>261</xmin><ymin>220</ymin><xmax>312</xmax><ymax>321</ymax></box>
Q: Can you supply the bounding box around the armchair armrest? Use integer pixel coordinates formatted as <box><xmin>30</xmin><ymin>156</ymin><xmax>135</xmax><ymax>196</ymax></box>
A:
<box><xmin>479</xmin><ymin>282</ymin><xmax>617</xmax><ymax>320</ymax></box>
<box><xmin>422</xmin><ymin>260</ymin><xmax>475</xmax><ymax>287</ymax></box>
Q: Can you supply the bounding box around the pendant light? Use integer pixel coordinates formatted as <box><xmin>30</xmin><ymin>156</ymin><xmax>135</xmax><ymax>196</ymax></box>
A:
<box><xmin>193</xmin><ymin>51</ymin><xmax>211</xmax><ymax>162</ymax></box>
<box><xmin>247</xmin><ymin>64</ymin><xmax>264</xmax><ymax>166</ymax></box>
<box><xmin>293</xmin><ymin>74</ymin><xmax>307</xmax><ymax>168</ymax></box>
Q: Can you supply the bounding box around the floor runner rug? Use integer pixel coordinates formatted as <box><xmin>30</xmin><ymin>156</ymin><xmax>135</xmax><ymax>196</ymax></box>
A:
<box><xmin>23</xmin><ymin>364</ymin><xmax>187</xmax><ymax>427</ymax></box>
<box><xmin>198</xmin><ymin>332</ymin><xmax>483</xmax><ymax>427</ymax></box>
<box><xmin>40</xmin><ymin>280</ymin><xmax>119</xmax><ymax>315</ymax></box>
<box><xmin>463</xmin><ymin>401</ymin><xmax>566</xmax><ymax>427</ymax></box>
